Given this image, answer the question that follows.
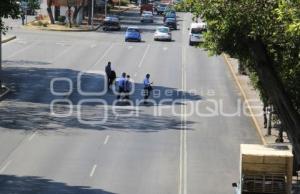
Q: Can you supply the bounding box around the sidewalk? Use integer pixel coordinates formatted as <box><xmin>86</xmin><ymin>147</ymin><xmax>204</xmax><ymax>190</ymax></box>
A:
<box><xmin>223</xmin><ymin>55</ymin><xmax>290</xmax><ymax>145</ymax></box>
<box><xmin>224</xmin><ymin>54</ymin><xmax>300</xmax><ymax>192</ymax></box>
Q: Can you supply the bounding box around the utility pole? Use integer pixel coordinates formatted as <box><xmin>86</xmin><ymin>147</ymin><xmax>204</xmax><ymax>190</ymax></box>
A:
<box><xmin>0</xmin><ymin>18</ymin><xmax>2</xmax><ymax>90</ymax></box>
<box><xmin>105</xmin><ymin>0</ymin><xmax>107</xmax><ymax>17</ymax></box>
<box><xmin>91</xmin><ymin>0</ymin><xmax>94</xmax><ymax>29</ymax></box>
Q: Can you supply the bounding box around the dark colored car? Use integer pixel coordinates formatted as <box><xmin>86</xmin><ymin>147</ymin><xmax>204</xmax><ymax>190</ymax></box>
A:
<box><xmin>164</xmin><ymin>18</ymin><xmax>177</xmax><ymax>30</ymax></box>
<box><xmin>163</xmin><ymin>12</ymin><xmax>176</xmax><ymax>22</ymax></box>
<box><xmin>102</xmin><ymin>17</ymin><xmax>121</xmax><ymax>31</ymax></box>
<box><xmin>156</xmin><ymin>3</ymin><xmax>168</xmax><ymax>15</ymax></box>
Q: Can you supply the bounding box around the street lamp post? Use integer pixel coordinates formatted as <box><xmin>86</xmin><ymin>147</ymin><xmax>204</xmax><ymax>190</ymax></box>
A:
<box><xmin>0</xmin><ymin>18</ymin><xmax>2</xmax><ymax>90</ymax></box>
<box><xmin>105</xmin><ymin>0</ymin><xmax>107</xmax><ymax>17</ymax></box>
<box><xmin>91</xmin><ymin>0</ymin><xmax>94</xmax><ymax>29</ymax></box>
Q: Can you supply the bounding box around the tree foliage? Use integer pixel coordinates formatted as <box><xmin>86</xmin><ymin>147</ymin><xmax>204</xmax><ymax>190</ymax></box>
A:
<box><xmin>192</xmin><ymin>0</ymin><xmax>300</xmax><ymax>161</ymax></box>
<box><xmin>28</xmin><ymin>0</ymin><xmax>40</xmax><ymax>10</ymax></box>
<box><xmin>0</xmin><ymin>0</ymin><xmax>20</xmax><ymax>33</ymax></box>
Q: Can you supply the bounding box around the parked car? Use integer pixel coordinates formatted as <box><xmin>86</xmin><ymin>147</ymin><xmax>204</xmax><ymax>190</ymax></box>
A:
<box><xmin>189</xmin><ymin>22</ymin><xmax>207</xmax><ymax>46</ymax></box>
<box><xmin>154</xmin><ymin>26</ymin><xmax>172</xmax><ymax>41</ymax></box>
<box><xmin>102</xmin><ymin>16</ymin><xmax>121</xmax><ymax>31</ymax></box>
<box><xmin>141</xmin><ymin>11</ymin><xmax>154</xmax><ymax>23</ymax></box>
<box><xmin>125</xmin><ymin>26</ymin><xmax>142</xmax><ymax>42</ymax></box>
<box><xmin>164</xmin><ymin>17</ymin><xmax>177</xmax><ymax>30</ymax></box>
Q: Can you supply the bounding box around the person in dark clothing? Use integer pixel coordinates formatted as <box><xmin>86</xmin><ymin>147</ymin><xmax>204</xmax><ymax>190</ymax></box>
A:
<box><xmin>21</xmin><ymin>12</ymin><xmax>25</xmax><ymax>25</ymax></box>
<box><xmin>124</xmin><ymin>75</ymin><xmax>132</xmax><ymax>100</ymax></box>
<box><xmin>105</xmin><ymin>62</ymin><xmax>112</xmax><ymax>89</ymax></box>
<box><xmin>110</xmin><ymin>70</ymin><xmax>116</xmax><ymax>86</ymax></box>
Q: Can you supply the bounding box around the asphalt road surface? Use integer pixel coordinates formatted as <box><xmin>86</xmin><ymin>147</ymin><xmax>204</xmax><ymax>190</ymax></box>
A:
<box><xmin>0</xmin><ymin>10</ymin><xmax>260</xmax><ymax>194</ymax></box>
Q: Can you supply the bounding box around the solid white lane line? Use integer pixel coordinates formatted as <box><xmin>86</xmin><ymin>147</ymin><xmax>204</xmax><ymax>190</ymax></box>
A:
<box><xmin>179</xmin><ymin>13</ymin><xmax>188</xmax><ymax>194</ymax></box>
<box><xmin>28</xmin><ymin>132</ymin><xmax>37</xmax><ymax>141</ymax></box>
<box><xmin>0</xmin><ymin>161</ymin><xmax>11</xmax><ymax>174</ymax></box>
<box><xmin>104</xmin><ymin>135</ymin><xmax>110</xmax><ymax>145</ymax></box>
<box><xmin>138</xmin><ymin>44</ymin><xmax>150</xmax><ymax>68</ymax></box>
<box><xmin>89</xmin><ymin>165</ymin><xmax>97</xmax><ymax>177</ymax></box>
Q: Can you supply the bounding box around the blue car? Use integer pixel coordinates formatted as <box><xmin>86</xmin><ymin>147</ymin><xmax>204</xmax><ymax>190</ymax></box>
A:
<box><xmin>125</xmin><ymin>26</ymin><xmax>142</xmax><ymax>42</ymax></box>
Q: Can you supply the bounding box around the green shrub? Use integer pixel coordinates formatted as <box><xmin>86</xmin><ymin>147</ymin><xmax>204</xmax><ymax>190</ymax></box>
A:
<box><xmin>174</xmin><ymin>2</ymin><xmax>188</xmax><ymax>12</ymax></box>
<box><xmin>120</xmin><ymin>0</ymin><xmax>129</xmax><ymax>6</ymax></box>
<box><xmin>37</xmin><ymin>20</ymin><xmax>43</xmax><ymax>26</ymax></box>
<box><xmin>58</xmin><ymin>16</ymin><xmax>66</xmax><ymax>23</ymax></box>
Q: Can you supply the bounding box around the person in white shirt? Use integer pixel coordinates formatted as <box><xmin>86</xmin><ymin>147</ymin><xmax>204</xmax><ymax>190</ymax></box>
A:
<box><xmin>143</xmin><ymin>74</ymin><xmax>153</xmax><ymax>103</ymax></box>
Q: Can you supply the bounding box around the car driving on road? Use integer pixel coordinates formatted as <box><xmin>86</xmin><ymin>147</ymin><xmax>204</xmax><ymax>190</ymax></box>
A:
<box><xmin>164</xmin><ymin>17</ymin><xmax>177</xmax><ymax>30</ymax></box>
<box><xmin>156</xmin><ymin>3</ymin><xmax>168</xmax><ymax>15</ymax></box>
<box><xmin>154</xmin><ymin>26</ymin><xmax>172</xmax><ymax>41</ymax></box>
<box><xmin>102</xmin><ymin>16</ymin><xmax>121</xmax><ymax>31</ymax></box>
<box><xmin>189</xmin><ymin>22</ymin><xmax>207</xmax><ymax>46</ymax></box>
<box><xmin>125</xmin><ymin>26</ymin><xmax>142</xmax><ymax>42</ymax></box>
<box><xmin>141</xmin><ymin>11</ymin><xmax>154</xmax><ymax>23</ymax></box>
<box><xmin>163</xmin><ymin>11</ymin><xmax>176</xmax><ymax>23</ymax></box>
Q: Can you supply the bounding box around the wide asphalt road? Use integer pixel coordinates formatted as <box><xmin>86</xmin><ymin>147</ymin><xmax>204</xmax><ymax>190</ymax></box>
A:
<box><xmin>0</xmin><ymin>9</ymin><xmax>260</xmax><ymax>194</ymax></box>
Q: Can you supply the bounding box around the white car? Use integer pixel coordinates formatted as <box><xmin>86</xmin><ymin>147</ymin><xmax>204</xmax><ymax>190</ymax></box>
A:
<box><xmin>154</xmin><ymin>26</ymin><xmax>172</xmax><ymax>41</ymax></box>
<box><xmin>141</xmin><ymin>11</ymin><xmax>154</xmax><ymax>23</ymax></box>
<box><xmin>189</xmin><ymin>22</ymin><xmax>207</xmax><ymax>46</ymax></box>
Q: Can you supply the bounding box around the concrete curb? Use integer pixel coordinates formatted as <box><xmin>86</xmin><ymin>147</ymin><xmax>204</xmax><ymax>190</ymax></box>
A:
<box><xmin>1</xmin><ymin>36</ymin><xmax>17</xmax><ymax>43</ymax></box>
<box><xmin>222</xmin><ymin>54</ymin><xmax>267</xmax><ymax>145</ymax></box>
<box><xmin>0</xmin><ymin>86</ymin><xmax>10</xmax><ymax>101</ymax></box>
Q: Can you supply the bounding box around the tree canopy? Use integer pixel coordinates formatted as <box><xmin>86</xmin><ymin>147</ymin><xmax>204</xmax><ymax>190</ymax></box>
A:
<box><xmin>0</xmin><ymin>0</ymin><xmax>20</xmax><ymax>32</ymax></box>
<box><xmin>192</xmin><ymin>0</ymin><xmax>300</xmax><ymax>162</ymax></box>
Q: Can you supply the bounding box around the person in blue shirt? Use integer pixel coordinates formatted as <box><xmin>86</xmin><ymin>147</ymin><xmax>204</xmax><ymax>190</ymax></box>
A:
<box><xmin>143</xmin><ymin>74</ymin><xmax>153</xmax><ymax>104</ymax></box>
<box><xmin>117</xmin><ymin>72</ymin><xmax>126</xmax><ymax>99</ymax></box>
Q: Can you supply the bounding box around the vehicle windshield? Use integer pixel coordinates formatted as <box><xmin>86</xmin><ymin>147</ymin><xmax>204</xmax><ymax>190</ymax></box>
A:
<box><xmin>191</xmin><ymin>28</ymin><xmax>206</xmax><ymax>34</ymax></box>
<box><xmin>127</xmin><ymin>28</ymin><xmax>139</xmax><ymax>33</ymax></box>
<box><xmin>159</xmin><ymin>4</ymin><xmax>167</xmax><ymax>7</ymax></box>
<box><xmin>166</xmin><ymin>13</ymin><xmax>176</xmax><ymax>18</ymax></box>
<box><xmin>104</xmin><ymin>22</ymin><xmax>119</xmax><ymax>26</ymax></box>
<box><xmin>166</xmin><ymin>18</ymin><xmax>175</xmax><ymax>22</ymax></box>
<box><xmin>158</xmin><ymin>28</ymin><xmax>169</xmax><ymax>33</ymax></box>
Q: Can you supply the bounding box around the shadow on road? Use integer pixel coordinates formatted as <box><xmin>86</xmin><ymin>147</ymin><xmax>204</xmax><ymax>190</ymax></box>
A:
<box><xmin>0</xmin><ymin>174</ymin><xmax>117</xmax><ymax>194</ymax></box>
<box><xmin>0</xmin><ymin>66</ymin><xmax>200</xmax><ymax>131</ymax></box>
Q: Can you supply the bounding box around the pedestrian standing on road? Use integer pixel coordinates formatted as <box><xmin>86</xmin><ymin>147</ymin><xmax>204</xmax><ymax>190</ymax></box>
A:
<box><xmin>143</xmin><ymin>73</ymin><xmax>153</xmax><ymax>104</ymax></box>
<box><xmin>117</xmin><ymin>72</ymin><xmax>126</xmax><ymax>99</ymax></box>
<box><xmin>105</xmin><ymin>62</ymin><xmax>112</xmax><ymax>89</ymax></box>
<box><xmin>21</xmin><ymin>12</ymin><xmax>25</xmax><ymax>25</ymax></box>
<box><xmin>124</xmin><ymin>75</ymin><xmax>132</xmax><ymax>100</ymax></box>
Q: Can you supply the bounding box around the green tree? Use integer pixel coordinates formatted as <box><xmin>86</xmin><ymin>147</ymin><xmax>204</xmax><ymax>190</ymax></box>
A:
<box><xmin>0</xmin><ymin>0</ymin><xmax>20</xmax><ymax>89</ymax></box>
<box><xmin>192</xmin><ymin>0</ymin><xmax>300</xmax><ymax>162</ymax></box>
<box><xmin>28</xmin><ymin>0</ymin><xmax>40</xmax><ymax>10</ymax></box>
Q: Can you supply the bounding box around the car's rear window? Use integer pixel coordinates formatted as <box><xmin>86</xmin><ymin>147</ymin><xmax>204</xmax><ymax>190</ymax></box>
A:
<box><xmin>166</xmin><ymin>18</ymin><xmax>175</xmax><ymax>22</ymax></box>
<box><xmin>127</xmin><ymin>28</ymin><xmax>139</xmax><ymax>33</ymax></box>
<box><xmin>191</xmin><ymin>28</ymin><xmax>206</xmax><ymax>34</ymax></box>
<box><xmin>158</xmin><ymin>28</ymin><xmax>169</xmax><ymax>33</ymax></box>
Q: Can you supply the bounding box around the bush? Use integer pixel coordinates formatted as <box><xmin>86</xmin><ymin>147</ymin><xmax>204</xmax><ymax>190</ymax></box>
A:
<box><xmin>57</xmin><ymin>16</ymin><xmax>66</xmax><ymax>23</ymax></box>
<box><xmin>174</xmin><ymin>2</ymin><xmax>188</xmax><ymax>12</ymax></box>
<box><xmin>120</xmin><ymin>0</ymin><xmax>129</xmax><ymax>6</ymax></box>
